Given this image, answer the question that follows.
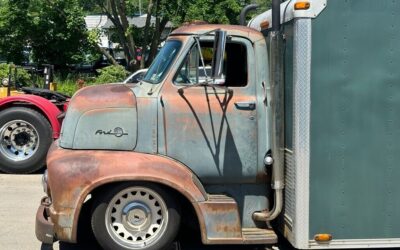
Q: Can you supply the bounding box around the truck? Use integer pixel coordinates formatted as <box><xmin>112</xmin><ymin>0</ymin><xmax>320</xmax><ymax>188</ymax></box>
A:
<box><xmin>35</xmin><ymin>0</ymin><xmax>400</xmax><ymax>249</ymax></box>
<box><xmin>0</xmin><ymin>65</ymin><xmax>68</xmax><ymax>174</ymax></box>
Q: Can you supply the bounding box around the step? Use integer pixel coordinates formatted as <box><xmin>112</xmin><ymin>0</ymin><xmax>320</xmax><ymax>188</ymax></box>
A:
<box><xmin>242</xmin><ymin>228</ymin><xmax>278</xmax><ymax>244</ymax></box>
<box><xmin>207</xmin><ymin>194</ymin><xmax>237</xmax><ymax>203</ymax></box>
<box><xmin>200</xmin><ymin>195</ymin><xmax>278</xmax><ymax>245</ymax></box>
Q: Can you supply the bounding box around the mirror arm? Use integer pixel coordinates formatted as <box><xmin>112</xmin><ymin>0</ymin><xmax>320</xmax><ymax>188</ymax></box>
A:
<box><xmin>211</xmin><ymin>30</ymin><xmax>227</xmax><ymax>80</ymax></box>
<box><xmin>194</xmin><ymin>37</ymin><xmax>210</xmax><ymax>82</ymax></box>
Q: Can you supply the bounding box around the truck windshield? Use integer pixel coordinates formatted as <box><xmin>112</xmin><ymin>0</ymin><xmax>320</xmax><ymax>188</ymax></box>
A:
<box><xmin>142</xmin><ymin>40</ymin><xmax>182</xmax><ymax>84</ymax></box>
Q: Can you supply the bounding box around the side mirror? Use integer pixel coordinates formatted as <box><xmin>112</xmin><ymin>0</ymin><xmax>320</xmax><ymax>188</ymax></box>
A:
<box><xmin>211</xmin><ymin>30</ymin><xmax>227</xmax><ymax>82</ymax></box>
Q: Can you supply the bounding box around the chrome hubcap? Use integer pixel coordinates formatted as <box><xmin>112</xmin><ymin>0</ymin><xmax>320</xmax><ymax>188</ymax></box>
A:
<box><xmin>0</xmin><ymin>120</ymin><xmax>39</xmax><ymax>162</ymax></box>
<box><xmin>105</xmin><ymin>186</ymin><xmax>168</xmax><ymax>248</ymax></box>
<box><xmin>123</xmin><ymin>202</ymin><xmax>151</xmax><ymax>229</ymax></box>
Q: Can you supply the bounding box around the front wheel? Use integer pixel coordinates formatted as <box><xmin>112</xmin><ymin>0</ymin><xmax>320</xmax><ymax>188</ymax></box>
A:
<box><xmin>91</xmin><ymin>183</ymin><xmax>181</xmax><ymax>250</ymax></box>
<box><xmin>0</xmin><ymin>107</ymin><xmax>52</xmax><ymax>174</ymax></box>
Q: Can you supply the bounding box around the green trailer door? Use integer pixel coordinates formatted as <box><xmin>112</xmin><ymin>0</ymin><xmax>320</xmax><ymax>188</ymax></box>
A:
<box><xmin>310</xmin><ymin>0</ymin><xmax>400</xmax><ymax>240</ymax></box>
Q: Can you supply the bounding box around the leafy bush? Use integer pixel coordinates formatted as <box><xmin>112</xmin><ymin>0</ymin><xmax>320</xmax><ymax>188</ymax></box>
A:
<box><xmin>55</xmin><ymin>66</ymin><xmax>129</xmax><ymax>96</ymax></box>
<box><xmin>95</xmin><ymin>65</ymin><xmax>129</xmax><ymax>84</ymax></box>
<box><xmin>0</xmin><ymin>63</ymin><xmax>31</xmax><ymax>87</ymax></box>
<box><xmin>56</xmin><ymin>80</ymin><xmax>78</xmax><ymax>97</ymax></box>
<box><xmin>55</xmin><ymin>74</ymin><xmax>96</xmax><ymax>96</ymax></box>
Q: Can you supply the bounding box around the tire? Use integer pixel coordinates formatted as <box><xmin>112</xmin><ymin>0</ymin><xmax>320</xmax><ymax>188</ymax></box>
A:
<box><xmin>91</xmin><ymin>183</ymin><xmax>181</xmax><ymax>250</ymax></box>
<box><xmin>0</xmin><ymin>107</ymin><xmax>53</xmax><ymax>174</ymax></box>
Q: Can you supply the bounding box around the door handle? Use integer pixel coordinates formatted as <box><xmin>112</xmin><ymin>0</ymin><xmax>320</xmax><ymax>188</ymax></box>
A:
<box><xmin>234</xmin><ymin>101</ymin><xmax>256</xmax><ymax>110</ymax></box>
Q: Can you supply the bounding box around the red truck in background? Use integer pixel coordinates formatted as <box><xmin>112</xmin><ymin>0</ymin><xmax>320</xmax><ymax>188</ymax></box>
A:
<box><xmin>0</xmin><ymin>65</ymin><xmax>68</xmax><ymax>174</ymax></box>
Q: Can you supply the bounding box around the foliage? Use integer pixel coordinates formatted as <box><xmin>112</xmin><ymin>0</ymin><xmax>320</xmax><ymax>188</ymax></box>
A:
<box><xmin>0</xmin><ymin>0</ymin><xmax>91</xmax><ymax>68</ymax></box>
<box><xmin>183</xmin><ymin>0</ymin><xmax>242</xmax><ymax>24</ymax></box>
<box><xmin>55</xmin><ymin>73</ymin><xmax>96</xmax><ymax>96</ymax></box>
<box><xmin>0</xmin><ymin>0</ymin><xmax>273</xmax><ymax>72</ymax></box>
<box><xmin>29</xmin><ymin>0</ymin><xmax>89</xmax><ymax>67</ymax></box>
<box><xmin>167</xmin><ymin>0</ymin><xmax>272</xmax><ymax>26</ymax></box>
<box><xmin>254</xmin><ymin>0</ymin><xmax>273</xmax><ymax>15</ymax></box>
<box><xmin>95</xmin><ymin>65</ymin><xmax>129</xmax><ymax>83</ymax></box>
<box><xmin>56</xmin><ymin>79</ymin><xmax>78</xmax><ymax>96</ymax></box>
<box><xmin>56</xmin><ymin>65</ymin><xmax>128</xmax><ymax>96</ymax></box>
<box><xmin>0</xmin><ymin>64</ymin><xmax>31</xmax><ymax>86</ymax></box>
<box><xmin>0</xmin><ymin>0</ymin><xmax>31</xmax><ymax>64</ymax></box>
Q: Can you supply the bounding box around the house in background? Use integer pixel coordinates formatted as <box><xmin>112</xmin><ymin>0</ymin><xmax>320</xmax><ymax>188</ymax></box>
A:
<box><xmin>84</xmin><ymin>15</ymin><xmax>110</xmax><ymax>48</ymax></box>
<box><xmin>84</xmin><ymin>14</ymin><xmax>173</xmax><ymax>65</ymax></box>
<box><xmin>102</xmin><ymin>14</ymin><xmax>173</xmax><ymax>40</ymax></box>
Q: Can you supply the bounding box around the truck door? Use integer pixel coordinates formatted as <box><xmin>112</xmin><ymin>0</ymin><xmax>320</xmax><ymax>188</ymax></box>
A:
<box><xmin>160</xmin><ymin>37</ymin><xmax>258</xmax><ymax>184</ymax></box>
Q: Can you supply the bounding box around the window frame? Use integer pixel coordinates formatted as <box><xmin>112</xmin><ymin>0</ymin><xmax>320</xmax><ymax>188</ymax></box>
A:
<box><xmin>172</xmin><ymin>38</ymin><xmax>250</xmax><ymax>88</ymax></box>
<box><xmin>142</xmin><ymin>40</ymin><xmax>182</xmax><ymax>85</ymax></box>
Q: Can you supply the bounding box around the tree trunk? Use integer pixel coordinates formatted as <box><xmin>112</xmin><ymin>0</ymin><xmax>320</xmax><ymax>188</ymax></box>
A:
<box><xmin>109</xmin><ymin>0</ymin><xmax>132</xmax><ymax>63</ymax></box>
<box><xmin>96</xmin><ymin>44</ymin><xmax>119</xmax><ymax>65</ymax></box>
<box><xmin>115</xmin><ymin>0</ymin><xmax>137</xmax><ymax>69</ymax></box>
<box><xmin>148</xmin><ymin>17</ymin><xmax>168</xmax><ymax>66</ymax></box>
<box><xmin>140</xmin><ymin>0</ymin><xmax>155</xmax><ymax>69</ymax></box>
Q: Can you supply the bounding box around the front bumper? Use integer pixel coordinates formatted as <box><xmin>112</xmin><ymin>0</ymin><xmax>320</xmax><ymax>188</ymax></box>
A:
<box><xmin>35</xmin><ymin>197</ymin><xmax>56</xmax><ymax>244</ymax></box>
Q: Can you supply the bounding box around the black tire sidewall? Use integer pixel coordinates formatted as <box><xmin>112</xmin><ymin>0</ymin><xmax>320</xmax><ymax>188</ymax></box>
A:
<box><xmin>91</xmin><ymin>183</ymin><xmax>181</xmax><ymax>250</ymax></box>
<box><xmin>0</xmin><ymin>107</ymin><xmax>53</xmax><ymax>174</ymax></box>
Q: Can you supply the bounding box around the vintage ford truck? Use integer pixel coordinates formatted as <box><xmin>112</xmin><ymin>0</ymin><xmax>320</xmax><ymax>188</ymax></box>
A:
<box><xmin>36</xmin><ymin>0</ymin><xmax>400</xmax><ymax>249</ymax></box>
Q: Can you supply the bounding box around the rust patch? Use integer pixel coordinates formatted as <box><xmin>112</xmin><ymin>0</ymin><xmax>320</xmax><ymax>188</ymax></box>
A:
<box><xmin>69</xmin><ymin>84</ymin><xmax>136</xmax><ymax>113</ymax></box>
<box><xmin>46</xmin><ymin>142</ymin><xmax>207</xmax><ymax>242</ymax></box>
<box><xmin>171</xmin><ymin>24</ymin><xmax>264</xmax><ymax>43</ymax></box>
<box><xmin>196</xmin><ymin>195</ymin><xmax>242</xmax><ymax>244</ymax></box>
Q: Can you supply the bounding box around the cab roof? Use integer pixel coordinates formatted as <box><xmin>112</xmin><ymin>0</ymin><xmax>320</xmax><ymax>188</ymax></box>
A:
<box><xmin>171</xmin><ymin>24</ymin><xmax>264</xmax><ymax>43</ymax></box>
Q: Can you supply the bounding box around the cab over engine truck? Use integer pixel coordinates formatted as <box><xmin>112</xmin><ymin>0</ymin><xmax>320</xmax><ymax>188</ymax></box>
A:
<box><xmin>36</xmin><ymin>0</ymin><xmax>400</xmax><ymax>249</ymax></box>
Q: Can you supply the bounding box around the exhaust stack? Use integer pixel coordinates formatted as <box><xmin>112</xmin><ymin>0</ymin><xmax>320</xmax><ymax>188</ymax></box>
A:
<box><xmin>239</xmin><ymin>4</ymin><xmax>259</xmax><ymax>26</ymax></box>
<box><xmin>253</xmin><ymin>0</ymin><xmax>285</xmax><ymax>222</ymax></box>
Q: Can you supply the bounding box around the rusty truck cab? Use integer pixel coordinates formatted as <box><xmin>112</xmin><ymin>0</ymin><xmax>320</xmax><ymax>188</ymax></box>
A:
<box><xmin>36</xmin><ymin>24</ymin><xmax>276</xmax><ymax>249</ymax></box>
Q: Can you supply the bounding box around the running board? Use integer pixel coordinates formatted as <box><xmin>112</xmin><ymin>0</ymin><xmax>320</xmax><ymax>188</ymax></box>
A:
<box><xmin>242</xmin><ymin>228</ymin><xmax>277</xmax><ymax>244</ymax></box>
<box><xmin>197</xmin><ymin>195</ymin><xmax>277</xmax><ymax>245</ymax></box>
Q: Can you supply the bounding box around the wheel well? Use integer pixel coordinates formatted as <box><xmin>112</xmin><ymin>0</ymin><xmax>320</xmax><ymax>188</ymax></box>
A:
<box><xmin>0</xmin><ymin>102</ymin><xmax>55</xmax><ymax>132</ymax></box>
<box><xmin>76</xmin><ymin>181</ymin><xmax>201</xmax><ymax>243</ymax></box>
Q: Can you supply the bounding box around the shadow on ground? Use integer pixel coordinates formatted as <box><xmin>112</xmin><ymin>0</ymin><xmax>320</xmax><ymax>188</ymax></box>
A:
<box><xmin>39</xmin><ymin>225</ymin><xmax>291</xmax><ymax>250</ymax></box>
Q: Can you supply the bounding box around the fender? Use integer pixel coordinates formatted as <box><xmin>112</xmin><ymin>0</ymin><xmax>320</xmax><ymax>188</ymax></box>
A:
<box><xmin>46</xmin><ymin>142</ymin><xmax>208</xmax><ymax>242</ymax></box>
<box><xmin>0</xmin><ymin>95</ymin><xmax>62</xmax><ymax>138</ymax></box>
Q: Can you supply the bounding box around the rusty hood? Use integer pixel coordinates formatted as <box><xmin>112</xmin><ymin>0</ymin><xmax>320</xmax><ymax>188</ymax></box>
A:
<box><xmin>59</xmin><ymin>84</ymin><xmax>138</xmax><ymax>150</ymax></box>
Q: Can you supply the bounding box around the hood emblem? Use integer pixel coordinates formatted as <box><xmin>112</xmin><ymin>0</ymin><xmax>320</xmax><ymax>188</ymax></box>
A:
<box><xmin>95</xmin><ymin>127</ymin><xmax>128</xmax><ymax>138</ymax></box>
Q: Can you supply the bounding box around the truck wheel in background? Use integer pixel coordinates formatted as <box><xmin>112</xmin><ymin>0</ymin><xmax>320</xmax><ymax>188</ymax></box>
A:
<box><xmin>0</xmin><ymin>107</ymin><xmax>52</xmax><ymax>174</ymax></box>
<box><xmin>91</xmin><ymin>183</ymin><xmax>181</xmax><ymax>250</ymax></box>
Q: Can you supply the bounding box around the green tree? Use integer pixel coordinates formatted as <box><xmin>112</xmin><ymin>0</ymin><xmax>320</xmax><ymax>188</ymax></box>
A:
<box><xmin>0</xmin><ymin>0</ymin><xmax>95</xmax><ymax>68</ymax></box>
<box><xmin>0</xmin><ymin>0</ymin><xmax>32</xmax><ymax>64</ymax></box>
<box><xmin>87</xmin><ymin>0</ymin><xmax>138</xmax><ymax>70</ymax></box>
<box><xmin>80</xmin><ymin>0</ymin><xmax>274</xmax><ymax>70</ymax></box>
<box><xmin>176</xmin><ymin>0</ymin><xmax>272</xmax><ymax>25</ymax></box>
<box><xmin>29</xmin><ymin>0</ymin><xmax>89</xmax><ymax>68</ymax></box>
<box><xmin>0</xmin><ymin>0</ymin><xmax>274</xmax><ymax>69</ymax></box>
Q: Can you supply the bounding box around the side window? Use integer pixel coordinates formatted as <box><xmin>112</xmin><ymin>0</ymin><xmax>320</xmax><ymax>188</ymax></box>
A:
<box><xmin>126</xmin><ymin>72</ymin><xmax>145</xmax><ymax>83</ymax></box>
<box><xmin>174</xmin><ymin>41</ymin><xmax>247</xmax><ymax>87</ymax></box>
<box><xmin>175</xmin><ymin>45</ymin><xmax>200</xmax><ymax>84</ymax></box>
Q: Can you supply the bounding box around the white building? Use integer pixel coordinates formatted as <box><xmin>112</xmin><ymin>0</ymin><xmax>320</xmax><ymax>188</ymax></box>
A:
<box><xmin>84</xmin><ymin>14</ymin><xmax>173</xmax><ymax>49</ymax></box>
<box><xmin>84</xmin><ymin>15</ymin><xmax>110</xmax><ymax>48</ymax></box>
